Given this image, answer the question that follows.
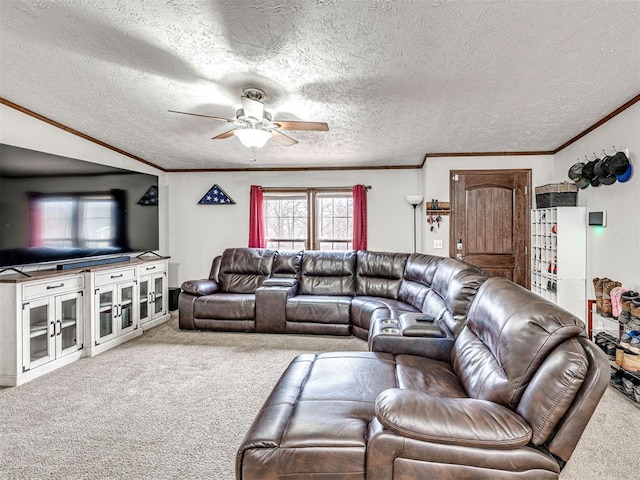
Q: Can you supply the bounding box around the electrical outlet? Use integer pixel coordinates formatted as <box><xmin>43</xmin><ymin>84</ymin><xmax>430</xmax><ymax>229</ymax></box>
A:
<box><xmin>433</xmin><ymin>240</ymin><xmax>443</xmax><ymax>249</ymax></box>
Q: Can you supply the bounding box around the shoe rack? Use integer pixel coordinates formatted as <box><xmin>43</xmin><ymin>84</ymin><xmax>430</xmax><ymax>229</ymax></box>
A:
<box><xmin>590</xmin><ymin>300</ymin><xmax>640</xmax><ymax>409</ymax></box>
<box><xmin>530</xmin><ymin>207</ymin><xmax>586</xmax><ymax>320</ymax></box>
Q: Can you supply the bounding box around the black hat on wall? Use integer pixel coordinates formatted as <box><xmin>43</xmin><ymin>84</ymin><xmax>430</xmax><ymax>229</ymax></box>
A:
<box><xmin>581</xmin><ymin>160</ymin><xmax>598</xmax><ymax>181</ymax></box>
<box><xmin>568</xmin><ymin>162</ymin><xmax>590</xmax><ymax>188</ymax></box>
<box><xmin>608</xmin><ymin>151</ymin><xmax>630</xmax><ymax>175</ymax></box>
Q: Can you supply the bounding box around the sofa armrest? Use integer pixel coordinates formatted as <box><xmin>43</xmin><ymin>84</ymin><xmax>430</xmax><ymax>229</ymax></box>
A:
<box><xmin>263</xmin><ymin>277</ymin><xmax>298</xmax><ymax>288</ymax></box>
<box><xmin>375</xmin><ymin>388</ymin><xmax>532</xmax><ymax>449</ymax></box>
<box><xmin>181</xmin><ymin>279</ymin><xmax>220</xmax><ymax>296</ymax></box>
<box><xmin>255</xmin><ymin>283</ymin><xmax>299</xmax><ymax>333</ymax></box>
<box><xmin>368</xmin><ymin>318</ymin><xmax>454</xmax><ymax>360</ymax></box>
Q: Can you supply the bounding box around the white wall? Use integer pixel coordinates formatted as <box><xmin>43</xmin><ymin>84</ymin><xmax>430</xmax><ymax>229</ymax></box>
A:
<box><xmin>421</xmin><ymin>155</ymin><xmax>555</xmax><ymax>255</ymax></box>
<box><xmin>0</xmin><ymin>104</ymin><xmax>169</xmax><ymax>255</ymax></box>
<box><xmin>167</xmin><ymin>168</ymin><xmax>421</xmax><ymax>284</ymax></box>
<box><xmin>553</xmin><ymin>102</ymin><xmax>639</xmax><ymax>291</ymax></box>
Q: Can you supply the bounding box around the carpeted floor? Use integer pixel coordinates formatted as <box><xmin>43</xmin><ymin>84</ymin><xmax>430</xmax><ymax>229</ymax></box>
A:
<box><xmin>0</xmin><ymin>314</ymin><xmax>638</xmax><ymax>479</ymax></box>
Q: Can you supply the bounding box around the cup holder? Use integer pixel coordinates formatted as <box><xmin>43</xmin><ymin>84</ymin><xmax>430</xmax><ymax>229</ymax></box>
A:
<box><xmin>382</xmin><ymin>327</ymin><xmax>400</xmax><ymax>335</ymax></box>
<box><xmin>381</xmin><ymin>319</ymin><xmax>398</xmax><ymax>326</ymax></box>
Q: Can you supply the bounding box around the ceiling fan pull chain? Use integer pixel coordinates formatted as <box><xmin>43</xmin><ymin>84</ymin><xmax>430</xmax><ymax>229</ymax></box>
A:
<box><xmin>250</xmin><ymin>146</ymin><xmax>257</xmax><ymax>162</ymax></box>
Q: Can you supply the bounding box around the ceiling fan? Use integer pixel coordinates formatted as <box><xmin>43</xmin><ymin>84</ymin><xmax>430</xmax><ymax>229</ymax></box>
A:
<box><xmin>169</xmin><ymin>88</ymin><xmax>329</xmax><ymax>149</ymax></box>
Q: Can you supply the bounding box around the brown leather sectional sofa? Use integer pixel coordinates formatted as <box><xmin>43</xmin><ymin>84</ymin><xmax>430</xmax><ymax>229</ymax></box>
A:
<box><xmin>179</xmin><ymin>248</ymin><xmax>610</xmax><ymax>480</ymax></box>
<box><xmin>179</xmin><ymin>247</ymin><xmax>485</xmax><ymax>338</ymax></box>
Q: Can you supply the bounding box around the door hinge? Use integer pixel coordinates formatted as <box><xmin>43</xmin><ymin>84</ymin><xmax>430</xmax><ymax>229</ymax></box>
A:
<box><xmin>454</xmin><ymin>174</ymin><xmax>459</xmax><ymax>181</ymax></box>
<box><xmin>524</xmin><ymin>186</ymin><xmax>528</xmax><ymax>195</ymax></box>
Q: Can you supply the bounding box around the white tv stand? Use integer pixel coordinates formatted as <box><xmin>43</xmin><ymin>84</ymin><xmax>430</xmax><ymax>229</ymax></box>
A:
<box><xmin>0</xmin><ymin>257</ymin><xmax>170</xmax><ymax>386</ymax></box>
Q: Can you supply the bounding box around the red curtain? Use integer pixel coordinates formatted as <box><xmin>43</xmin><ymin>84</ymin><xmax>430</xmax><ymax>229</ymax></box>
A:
<box><xmin>248</xmin><ymin>185</ymin><xmax>265</xmax><ymax>248</ymax></box>
<box><xmin>353</xmin><ymin>185</ymin><xmax>367</xmax><ymax>250</ymax></box>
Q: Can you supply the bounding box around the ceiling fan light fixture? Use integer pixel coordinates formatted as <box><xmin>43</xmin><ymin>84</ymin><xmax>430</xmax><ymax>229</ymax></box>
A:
<box><xmin>234</xmin><ymin>127</ymin><xmax>271</xmax><ymax>148</ymax></box>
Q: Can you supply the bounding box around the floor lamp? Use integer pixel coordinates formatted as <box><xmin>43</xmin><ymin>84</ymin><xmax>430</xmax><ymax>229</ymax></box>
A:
<box><xmin>405</xmin><ymin>195</ymin><xmax>424</xmax><ymax>253</ymax></box>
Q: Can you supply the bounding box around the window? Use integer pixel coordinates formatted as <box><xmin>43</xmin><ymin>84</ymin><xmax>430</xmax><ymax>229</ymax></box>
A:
<box><xmin>264</xmin><ymin>193</ymin><xmax>308</xmax><ymax>250</ymax></box>
<box><xmin>264</xmin><ymin>189</ymin><xmax>353</xmax><ymax>250</ymax></box>
<box><xmin>32</xmin><ymin>194</ymin><xmax>117</xmax><ymax>249</ymax></box>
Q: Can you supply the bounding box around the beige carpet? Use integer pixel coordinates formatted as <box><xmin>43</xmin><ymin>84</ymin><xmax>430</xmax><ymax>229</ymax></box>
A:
<box><xmin>0</xmin><ymin>315</ymin><xmax>638</xmax><ymax>479</ymax></box>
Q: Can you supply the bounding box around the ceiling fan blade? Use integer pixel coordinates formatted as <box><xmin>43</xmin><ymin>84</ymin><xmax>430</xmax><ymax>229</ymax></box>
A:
<box><xmin>212</xmin><ymin>128</ymin><xmax>239</xmax><ymax>140</ymax></box>
<box><xmin>272</xmin><ymin>121</ymin><xmax>329</xmax><ymax>131</ymax></box>
<box><xmin>168</xmin><ymin>110</ymin><xmax>233</xmax><ymax>122</ymax></box>
<box><xmin>270</xmin><ymin>129</ymin><xmax>298</xmax><ymax>146</ymax></box>
<box><xmin>241</xmin><ymin>96</ymin><xmax>264</xmax><ymax>120</ymax></box>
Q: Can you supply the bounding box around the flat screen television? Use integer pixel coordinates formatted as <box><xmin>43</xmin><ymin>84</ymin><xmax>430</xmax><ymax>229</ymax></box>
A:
<box><xmin>0</xmin><ymin>143</ymin><xmax>159</xmax><ymax>270</ymax></box>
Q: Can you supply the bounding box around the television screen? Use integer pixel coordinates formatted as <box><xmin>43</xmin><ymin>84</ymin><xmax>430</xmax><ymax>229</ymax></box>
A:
<box><xmin>0</xmin><ymin>144</ymin><xmax>159</xmax><ymax>269</ymax></box>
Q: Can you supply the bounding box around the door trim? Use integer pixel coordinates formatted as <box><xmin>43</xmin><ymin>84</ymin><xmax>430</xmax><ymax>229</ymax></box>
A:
<box><xmin>449</xmin><ymin>169</ymin><xmax>531</xmax><ymax>287</ymax></box>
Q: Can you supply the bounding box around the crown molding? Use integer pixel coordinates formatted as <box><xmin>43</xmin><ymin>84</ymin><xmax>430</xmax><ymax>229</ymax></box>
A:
<box><xmin>553</xmin><ymin>92</ymin><xmax>640</xmax><ymax>153</ymax></box>
<box><xmin>0</xmin><ymin>97</ymin><xmax>167</xmax><ymax>172</ymax></box>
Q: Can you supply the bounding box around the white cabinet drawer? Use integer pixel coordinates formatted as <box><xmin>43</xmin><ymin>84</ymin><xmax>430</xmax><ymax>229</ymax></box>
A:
<box><xmin>139</xmin><ymin>261</ymin><xmax>166</xmax><ymax>275</ymax></box>
<box><xmin>23</xmin><ymin>275</ymin><xmax>84</xmax><ymax>300</ymax></box>
<box><xmin>95</xmin><ymin>268</ymin><xmax>137</xmax><ymax>287</ymax></box>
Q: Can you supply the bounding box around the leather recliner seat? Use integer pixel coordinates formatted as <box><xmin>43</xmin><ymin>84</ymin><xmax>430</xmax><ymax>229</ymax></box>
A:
<box><xmin>236</xmin><ymin>277</ymin><xmax>610</xmax><ymax>480</ymax></box>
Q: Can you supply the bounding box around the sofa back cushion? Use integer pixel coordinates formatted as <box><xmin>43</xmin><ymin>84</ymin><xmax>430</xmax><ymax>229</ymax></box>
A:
<box><xmin>219</xmin><ymin>248</ymin><xmax>276</xmax><ymax>294</ymax></box>
<box><xmin>356</xmin><ymin>251</ymin><xmax>409</xmax><ymax>299</ymax></box>
<box><xmin>272</xmin><ymin>250</ymin><xmax>302</xmax><ymax>278</ymax></box>
<box><xmin>452</xmin><ymin>277</ymin><xmax>585</xmax><ymax>409</ymax></box>
<box><xmin>209</xmin><ymin>255</ymin><xmax>222</xmax><ymax>282</ymax></box>
<box><xmin>397</xmin><ymin>254</ymin><xmax>443</xmax><ymax>310</ymax></box>
<box><xmin>516</xmin><ymin>338</ymin><xmax>587</xmax><ymax>446</ymax></box>
<box><xmin>430</xmin><ymin>259</ymin><xmax>486</xmax><ymax>335</ymax></box>
<box><xmin>299</xmin><ymin>250</ymin><xmax>356</xmax><ymax>296</ymax></box>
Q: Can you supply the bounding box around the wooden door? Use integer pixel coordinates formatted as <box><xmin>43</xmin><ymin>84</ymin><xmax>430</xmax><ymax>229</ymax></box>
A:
<box><xmin>450</xmin><ymin>169</ymin><xmax>531</xmax><ymax>287</ymax></box>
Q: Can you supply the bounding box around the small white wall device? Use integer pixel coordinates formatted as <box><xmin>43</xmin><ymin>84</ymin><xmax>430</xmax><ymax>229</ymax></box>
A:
<box><xmin>588</xmin><ymin>211</ymin><xmax>607</xmax><ymax>227</ymax></box>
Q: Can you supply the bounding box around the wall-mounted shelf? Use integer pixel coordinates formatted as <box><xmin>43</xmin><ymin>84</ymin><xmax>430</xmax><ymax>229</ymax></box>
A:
<box><xmin>425</xmin><ymin>201</ymin><xmax>450</xmax><ymax>216</ymax></box>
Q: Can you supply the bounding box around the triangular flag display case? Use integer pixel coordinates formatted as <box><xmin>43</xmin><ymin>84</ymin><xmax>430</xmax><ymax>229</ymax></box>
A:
<box><xmin>198</xmin><ymin>184</ymin><xmax>236</xmax><ymax>205</ymax></box>
<box><xmin>137</xmin><ymin>186</ymin><xmax>158</xmax><ymax>205</ymax></box>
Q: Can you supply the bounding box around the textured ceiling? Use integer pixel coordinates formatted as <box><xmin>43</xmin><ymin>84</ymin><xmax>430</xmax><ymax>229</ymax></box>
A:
<box><xmin>1</xmin><ymin>0</ymin><xmax>639</xmax><ymax>170</ymax></box>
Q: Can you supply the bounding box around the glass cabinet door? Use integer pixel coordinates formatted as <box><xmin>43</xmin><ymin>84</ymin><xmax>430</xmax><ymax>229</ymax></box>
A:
<box><xmin>154</xmin><ymin>275</ymin><xmax>165</xmax><ymax>316</ymax></box>
<box><xmin>57</xmin><ymin>292</ymin><xmax>81</xmax><ymax>357</ymax></box>
<box><xmin>97</xmin><ymin>289</ymin><xmax>115</xmax><ymax>342</ymax></box>
<box><xmin>139</xmin><ymin>279</ymin><xmax>150</xmax><ymax>324</ymax></box>
<box><xmin>23</xmin><ymin>298</ymin><xmax>54</xmax><ymax>370</ymax></box>
<box><xmin>119</xmin><ymin>283</ymin><xmax>136</xmax><ymax>334</ymax></box>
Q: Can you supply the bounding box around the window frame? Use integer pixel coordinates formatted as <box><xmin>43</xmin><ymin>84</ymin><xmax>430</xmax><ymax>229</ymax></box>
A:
<box><xmin>263</xmin><ymin>187</ymin><xmax>353</xmax><ymax>250</ymax></box>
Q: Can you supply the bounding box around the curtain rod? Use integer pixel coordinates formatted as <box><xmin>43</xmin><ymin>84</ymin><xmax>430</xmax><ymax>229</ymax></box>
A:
<box><xmin>259</xmin><ymin>185</ymin><xmax>372</xmax><ymax>192</ymax></box>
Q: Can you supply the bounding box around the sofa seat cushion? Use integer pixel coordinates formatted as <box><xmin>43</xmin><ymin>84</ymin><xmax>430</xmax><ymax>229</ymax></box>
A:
<box><xmin>361</xmin><ymin>296</ymin><xmax>420</xmax><ymax>318</ymax></box>
<box><xmin>193</xmin><ymin>293</ymin><xmax>255</xmax><ymax>320</ymax></box>
<box><xmin>286</xmin><ymin>295</ymin><xmax>352</xmax><ymax>324</ymax></box>
<box><xmin>350</xmin><ymin>297</ymin><xmax>391</xmax><ymax>331</ymax></box>
<box><xmin>395</xmin><ymin>354</ymin><xmax>468</xmax><ymax>398</ymax></box>
<box><xmin>237</xmin><ymin>352</ymin><xmax>398</xmax><ymax>479</ymax></box>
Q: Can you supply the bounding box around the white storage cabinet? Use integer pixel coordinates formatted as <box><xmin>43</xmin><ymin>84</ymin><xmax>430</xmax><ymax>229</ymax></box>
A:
<box><xmin>86</xmin><ymin>265</ymin><xmax>141</xmax><ymax>356</ymax></box>
<box><xmin>0</xmin><ymin>274</ymin><xmax>84</xmax><ymax>386</ymax></box>
<box><xmin>530</xmin><ymin>207</ymin><xmax>586</xmax><ymax>320</ymax></box>
<box><xmin>137</xmin><ymin>260</ymin><xmax>168</xmax><ymax>330</ymax></box>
